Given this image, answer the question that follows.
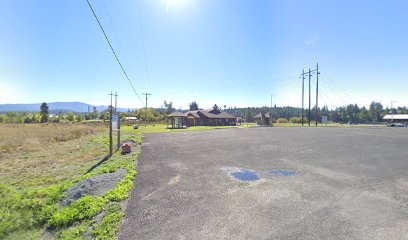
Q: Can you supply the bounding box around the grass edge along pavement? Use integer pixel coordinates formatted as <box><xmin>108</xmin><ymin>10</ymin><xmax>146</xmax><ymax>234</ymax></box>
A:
<box><xmin>122</xmin><ymin>122</ymin><xmax>385</xmax><ymax>135</ymax></box>
<box><xmin>0</xmin><ymin>132</ymin><xmax>141</xmax><ymax>240</ymax></box>
<box><xmin>49</xmin><ymin>133</ymin><xmax>141</xmax><ymax>239</ymax></box>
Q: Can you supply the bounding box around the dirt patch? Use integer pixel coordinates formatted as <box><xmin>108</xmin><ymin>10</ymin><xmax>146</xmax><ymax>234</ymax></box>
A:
<box><xmin>60</xmin><ymin>168</ymin><xmax>127</xmax><ymax>207</ymax></box>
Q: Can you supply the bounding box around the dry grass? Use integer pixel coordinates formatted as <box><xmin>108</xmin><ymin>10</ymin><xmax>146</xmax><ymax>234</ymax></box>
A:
<box><xmin>0</xmin><ymin>124</ymin><xmax>104</xmax><ymax>153</ymax></box>
<box><xmin>0</xmin><ymin>124</ymin><xmax>107</xmax><ymax>187</ymax></box>
<box><xmin>0</xmin><ymin>123</ymin><xmax>110</xmax><ymax>238</ymax></box>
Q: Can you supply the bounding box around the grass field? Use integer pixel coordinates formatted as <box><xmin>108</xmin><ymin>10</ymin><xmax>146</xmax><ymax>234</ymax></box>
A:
<box><xmin>121</xmin><ymin>123</ymin><xmax>258</xmax><ymax>135</ymax></box>
<box><xmin>0</xmin><ymin>123</ymin><xmax>143</xmax><ymax>239</ymax></box>
<box><xmin>120</xmin><ymin>122</ymin><xmax>385</xmax><ymax>135</ymax></box>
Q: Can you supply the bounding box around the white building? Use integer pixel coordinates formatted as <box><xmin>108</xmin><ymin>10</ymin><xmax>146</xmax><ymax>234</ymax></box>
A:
<box><xmin>383</xmin><ymin>114</ymin><xmax>408</xmax><ymax>122</ymax></box>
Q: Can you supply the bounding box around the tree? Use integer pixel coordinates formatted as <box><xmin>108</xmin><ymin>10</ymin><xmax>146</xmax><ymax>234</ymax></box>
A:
<box><xmin>32</xmin><ymin>112</ymin><xmax>42</xmax><ymax>123</ymax></box>
<box><xmin>357</xmin><ymin>107</ymin><xmax>370</xmax><ymax>123</ymax></box>
<box><xmin>164</xmin><ymin>101</ymin><xmax>174</xmax><ymax>114</ymax></box>
<box><xmin>40</xmin><ymin>102</ymin><xmax>49</xmax><ymax>123</ymax></box>
<box><xmin>101</xmin><ymin>111</ymin><xmax>110</xmax><ymax>122</ymax></box>
<box><xmin>135</xmin><ymin>108</ymin><xmax>158</xmax><ymax>122</ymax></box>
<box><xmin>24</xmin><ymin>113</ymin><xmax>32</xmax><ymax>124</ymax></box>
<box><xmin>67</xmin><ymin>112</ymin><xmax>75</xmax><ymax>122</ymax></box>
<box><xmin>77</xmin><ymin>114</ymin><xmax>83</xmax><ymax>122</ymax></box>
<box><xmin>346</xmin><ymin>104</ymin><xmax>359</xmax><ymax>122</ymax></box>
<box><xmin>189</xmin><ymin>101</ymin><xmax>198</xmax><ymax>111</ymax></box>
<box><xmin>369</xmin><ymin>101</ymin><xmax>383</xmax><ymax>122</ymax></box>
<box><xmin>244</xmin><ymin>108</ymin><xmax>253</xmax><ymax>122</ymax></box>
<box><xmin>212</xmin><ymin>104</ymin><xmax>220</xmax><ymax>111</ymax></box>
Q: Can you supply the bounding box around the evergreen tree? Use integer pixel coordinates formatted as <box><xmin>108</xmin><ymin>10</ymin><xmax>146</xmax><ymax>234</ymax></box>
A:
<box><xmin>40</xmin><ymin>102</ymin><xmax>49</xmax><ymax>123</ymax></box>
<box><xmin>189</xmin><ymin>101</ymin><xmax>199</xmax><ymax>110</ymax></box>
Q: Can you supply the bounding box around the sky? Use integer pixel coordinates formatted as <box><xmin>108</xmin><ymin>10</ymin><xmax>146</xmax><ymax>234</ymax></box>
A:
<box><xmin>1</xmin><ymin>0</ymin><xmax>407</xmax><ymax>110</ymax></box>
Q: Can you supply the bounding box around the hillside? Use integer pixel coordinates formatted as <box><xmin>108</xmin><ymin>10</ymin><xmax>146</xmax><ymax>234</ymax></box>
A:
<box><xmin>0</xmin><ymin>102</ymin><xmax>130</xmax><ymax>113</ymax></box>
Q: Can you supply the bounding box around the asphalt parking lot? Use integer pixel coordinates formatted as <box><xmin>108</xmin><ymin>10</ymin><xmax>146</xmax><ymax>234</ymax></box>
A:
<box><xmin>119</xmin><ymin>127</ymin><xmax>408</xmax><ymax>240</ymax></box>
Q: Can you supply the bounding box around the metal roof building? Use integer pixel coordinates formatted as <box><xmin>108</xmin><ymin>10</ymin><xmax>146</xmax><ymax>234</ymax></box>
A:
<box><xmin>383</xmin><ymin>114</ymin><xmax>408</xmax><ymax>120</ymax></box>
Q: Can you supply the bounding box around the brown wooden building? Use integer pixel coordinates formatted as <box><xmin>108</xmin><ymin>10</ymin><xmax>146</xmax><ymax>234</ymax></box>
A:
<box><xmin>186</xmin><ymin>109</ymin><xmax>236</xmax><ymax>126</ymax></box>
<box><xmin>167</xmin><ymin>109</ymin><xmax>237</xmax><ymax>127</ymax></box>
<box><xmin>167</xmin><ymin>112</ymin><xmax>187</xmax><ymax>128</ymax></box>
<box><xmin>254</xmin><ymin>112</ymin><xmax>272</xmax><ymax>126</ymax></box>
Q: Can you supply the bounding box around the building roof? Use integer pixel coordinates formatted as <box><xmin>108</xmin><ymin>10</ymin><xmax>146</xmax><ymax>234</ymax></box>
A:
<box><xmin>167</xmin><ymin>112</ymin><xmax>186</xmax><ymax>117</ymax></box>
<box><xmin>383</xmin><ymin>114</ymin><xmax>408</xmax><ymax>120</ymax></box>
<box><xmin>254</xmin><ymin>112</ymin><xmax>271</xmax><ymax>119</ymax></box>
<box><xmin>184</xmin><ymin>109</ymin><xmax>236</xmax><ymax>119</ymax></box>
<box><xmin>186</xmin><ymin>111</ymin><xmax>201</xmax><ymax>118</ymax></box>
<box><xmin>125</xmin><ymin>117</ymin><xmax>138</xmax><ymax>120</ymax></box>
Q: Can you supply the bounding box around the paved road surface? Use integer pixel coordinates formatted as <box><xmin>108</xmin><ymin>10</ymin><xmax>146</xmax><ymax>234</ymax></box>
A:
<box><xmin>119</xmin><ymin>127</ymin><xmax>408</xmax><ymax>240</ymax></box>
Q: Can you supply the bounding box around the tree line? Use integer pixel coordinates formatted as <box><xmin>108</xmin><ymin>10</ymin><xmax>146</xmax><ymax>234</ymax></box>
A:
<box><xmin>226</xmin><ymin>101</ymin><xmax>408</xmax><ymax>123</ymax></box>
<box><xmin>1</xmin><ymin>101</ymin><xmax>407</xmax><ymax>124</ymax></box>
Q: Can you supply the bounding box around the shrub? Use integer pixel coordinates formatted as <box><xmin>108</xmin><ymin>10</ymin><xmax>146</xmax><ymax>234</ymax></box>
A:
<box><xmin>290</xmin><ymin>117</ymin><xmax>302</xmax><ymax>123</ymax></box>
<box><xmin>276</xmin><ymin>118</ymin><xmax>288</xmax><ymax>123</ymax></box>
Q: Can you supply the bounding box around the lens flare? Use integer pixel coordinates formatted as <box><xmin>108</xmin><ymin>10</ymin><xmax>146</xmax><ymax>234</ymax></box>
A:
<box><xmin>166</xmin><ymin>0</ymin><xmax>191</xmax><ymax>12</ymax></box>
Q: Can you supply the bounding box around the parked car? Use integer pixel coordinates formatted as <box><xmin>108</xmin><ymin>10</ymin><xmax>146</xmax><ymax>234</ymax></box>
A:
<box><xmin>387</xmin><ymin>123</ymin><xmax>404</xmax><ymax>127</ymax></box>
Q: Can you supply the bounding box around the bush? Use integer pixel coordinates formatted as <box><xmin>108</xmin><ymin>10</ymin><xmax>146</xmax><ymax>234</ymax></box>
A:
<box><xmin>276</xmin><ymin>118</ymin><xmax>288</xmax><ymax>123</ymax></box>
<box><xmin>290</xmin><ymin>117</ymin><xmax>302</xmax><ymax>123</ymax></box>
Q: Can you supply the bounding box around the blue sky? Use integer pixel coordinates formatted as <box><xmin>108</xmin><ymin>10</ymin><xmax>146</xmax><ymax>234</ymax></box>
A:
<box><xmin>1</xmin><ymin>0</ymin><xmax>407</xmax><ymax>109</ymax></box>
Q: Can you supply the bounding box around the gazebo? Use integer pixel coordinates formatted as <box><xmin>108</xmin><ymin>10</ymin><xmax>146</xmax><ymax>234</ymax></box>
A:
<box><xmin>254</xmin><ymin>112</ymin><xmax>271</xmax><ymax>126</ymax></box>
<box><xmin>167</xmin><ymin>112</ymin><xmax>187</xmax><ymax>129</ymax></box>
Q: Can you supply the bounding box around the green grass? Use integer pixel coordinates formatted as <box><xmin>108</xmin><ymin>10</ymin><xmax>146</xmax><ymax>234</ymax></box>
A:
<box><xmin>121</xmin><ymin>123</ymin><xmax>258</xmax><ymax>135</ymax></box>
<box><xmin>120</xmin><ymin>122</ymin><xmax>385</xmax><ymax>135</ymax></box>
<box><xmin>0</xmin><ymin>125</ymin><xmax>108</xmax><ymax>239</ymax></box>
<box><xmin>51</xmin><ymin>134</ymin><xmax>140</xmax><ymax>239</ymax></box>
<box><xmin>0</xmin><ymin>123</ymin><xmax>140</xmax><ymax>239</ymax></box>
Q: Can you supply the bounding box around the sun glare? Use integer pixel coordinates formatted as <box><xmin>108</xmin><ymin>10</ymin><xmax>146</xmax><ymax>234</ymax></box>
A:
<box><xmin>166</xmin><ymin>0</ymin><xmax>191</xmax><ymax>12</ymax></box>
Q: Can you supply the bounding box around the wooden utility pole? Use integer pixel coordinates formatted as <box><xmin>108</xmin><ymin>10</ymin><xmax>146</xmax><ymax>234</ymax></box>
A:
<box><xmin>300</xmin><ymin>63</ymin><xmax>320</xmax><ymax>126</ymax></box>
<box><xmin>301</xmin><ymin>69</ymin><xmax>305</xmax><ymax>126</ymax></box>
<box><xmin>391</xmin><ymin>100</ymin><xmax>396</xmax><ymax>123</ymax></box>
<box><xmin>114</xmin><ymin>92</ymin><xmax>120</xmax><ymax>150</ymax></box>
<box><xmin>315</xmin><ymin>63</ymin><xmax>319</xmax><ymax>126</ymax></box>
<box><xmin>143</xmin><ymin>93</ymin><xmax>151</xmax><ymax>127</ymax></box>
<box><xmin>270</xmin><ymin>94</ymin><xmax>273</xmax><ymax>127</ymax></box>
<box><xmin>109</xmin><ymin>91</ymin><xmax>113</xmax><ymax>156</ymax></box>
<box><xmin>308</xmin><ymin>69</ymin><xmax>311</xmax><ymax>126</ymax></box>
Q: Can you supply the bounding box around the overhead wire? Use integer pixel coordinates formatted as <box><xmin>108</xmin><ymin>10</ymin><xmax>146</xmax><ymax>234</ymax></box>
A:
<box><xmin>86</xmin><ymin>0</ymin><xmax>144</xmax><ymax>105</ymax></box>
<box><xmin>322</xmin><ymin>73</ymin><xmax>372</xmax><ymax>103</ymax></box>
<box><xmin>101</xmin><ymin>0</ymin><xmax>137</xmax><ymax>81</ymax></box>
<box><xmin>137</xmin><ymin>0</ymin><xmax>151</xmax><ymax>91</ymax></box>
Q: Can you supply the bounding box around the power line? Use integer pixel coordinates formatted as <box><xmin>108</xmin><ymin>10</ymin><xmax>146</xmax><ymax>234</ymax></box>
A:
<box><xmin>137</xmin><ymin>0</ymin><xmax>151</xmax><ymax>90</ymax></box>
<box><xmin>86</xmin><ymin>0</ymin><xmax>144</xmax><ymax>105</ymax></box>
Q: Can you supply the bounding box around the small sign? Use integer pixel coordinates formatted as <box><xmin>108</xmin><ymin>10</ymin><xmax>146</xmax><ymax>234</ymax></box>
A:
<box><xmin>322</xmin><ymin>116</ymin><xmax>328</xmax><ymax>124</ymax></box>
<box><xmin>112</xmin><ymin>114</ymin><xmax>120</xmax><ymax>130</ymax></box>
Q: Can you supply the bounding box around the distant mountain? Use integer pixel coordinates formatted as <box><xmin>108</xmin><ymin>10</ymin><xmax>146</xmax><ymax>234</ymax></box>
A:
<box><xmin>0</xmin><ymin>102</ymin><xmax>131</xmax><ymax>113</ymax></box>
